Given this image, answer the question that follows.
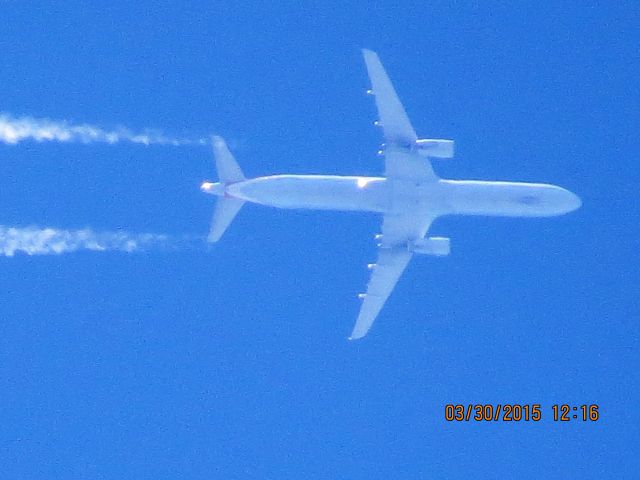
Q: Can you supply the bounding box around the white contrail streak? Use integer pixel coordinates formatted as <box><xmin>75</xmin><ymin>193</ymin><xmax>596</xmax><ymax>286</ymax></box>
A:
<box><xmin>0</xmin><ymin>225</ymin><xmax>185</xmax><ymax>257</ymax></box>
<box><xmin>0</xmin><ymin>113</ymin><xmax>206</xmax><ymax>146</ymax></box>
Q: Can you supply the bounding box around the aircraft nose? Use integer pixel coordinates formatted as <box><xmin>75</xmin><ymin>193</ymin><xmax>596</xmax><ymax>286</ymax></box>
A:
<box><xmin>560</xmin><ymin>188</ymin><xmax>582</xmax><ymax>213</ymax></box>
<box><xmin>565</xmin><ymin>190</ymin><xmax>582</xmax><ymax>212</ymax></box>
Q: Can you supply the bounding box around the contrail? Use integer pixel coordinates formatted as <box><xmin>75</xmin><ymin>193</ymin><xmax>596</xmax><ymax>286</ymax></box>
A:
<box><xmin>0</xmin><ymin>113</ymin><xmax>207</xmax><ymax>146</ymax></box>
<box><xmin>0</xmin><ymin>225</ymin><xmax>199</xmax><ymax>257</ymax></box>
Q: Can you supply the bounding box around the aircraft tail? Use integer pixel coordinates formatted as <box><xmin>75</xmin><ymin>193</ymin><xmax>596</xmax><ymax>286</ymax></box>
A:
<box><xmin>212</xmin><ymin>135</ymin><xmax>245</xmax><ymax>183</ymax></box>
<box><xmin>206</xmin><ymin>136</ymin><xmax>246</xmax><ymax>242</ymax></box>
<box><xmin>208</xmin><ymin>196</ymin><xmax>245</xmax><ymax>242</ymax></box>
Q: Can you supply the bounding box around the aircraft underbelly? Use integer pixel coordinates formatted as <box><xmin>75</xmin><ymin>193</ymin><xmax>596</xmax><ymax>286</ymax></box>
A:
<box><xmin>228</xmin><ymin>176</ymin><xmax>580</xmax><ymax>218</ymax></box>
<box><xmin>440</xmin><ymin>180</ymin><xmax>581</xmax><ymax>217</ymax></box>
<box><xmin>201</xmin><ymin>49</ymin><xmax>582</xmax><ymax>341</ymax></box>
<box><xmin>386</xmin><ymin>179</ymin><xmax>447</xmax><ymax>216</ymax></box>
<box><xmin>227</xmin><ymin>175</ymin><xmax>388</xmax><ymax>212</ymax></box>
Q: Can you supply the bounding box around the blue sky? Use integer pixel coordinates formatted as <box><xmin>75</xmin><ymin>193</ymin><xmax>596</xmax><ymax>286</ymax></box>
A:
<box><xmin>1</xmin><ymin>2</ymin><xmax>638</xmax><ymax>478</ymax></box>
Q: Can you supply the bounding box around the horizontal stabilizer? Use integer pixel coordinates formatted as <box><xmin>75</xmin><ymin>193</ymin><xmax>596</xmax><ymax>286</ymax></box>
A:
<box><xmin>212</xmin><ymin>135</ymin><xmax>245</xmax><ymax>183</ymax></box>
<box><xmin>208</xmin><ymin>197</ymin><xmax>245</xmax><ymax>242</ymax></box>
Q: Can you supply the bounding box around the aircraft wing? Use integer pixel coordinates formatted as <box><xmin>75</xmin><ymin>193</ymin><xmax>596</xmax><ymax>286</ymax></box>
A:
<box><xmin>350</xmin><ymin>50</ymin><xmax>441</xmax><ymax>339</ymax></box>
<box><xmin>350</xmin><ymin>214</ymin><xmax>436</xmax><ymax>340</ymax></box>
<box><xmin>350</xmin><ymin>247</ymin><xmax>412</xmax><ymax>340</ymax></box>
<box><xmin>362</xmin><ymin>49</ymin><xmax>417</xmax><ymax>145</ymax></box>
<box><xmin>362</xmin><ymin>49</ymin><xmax>437</xmax><ymax>181</ymax></box>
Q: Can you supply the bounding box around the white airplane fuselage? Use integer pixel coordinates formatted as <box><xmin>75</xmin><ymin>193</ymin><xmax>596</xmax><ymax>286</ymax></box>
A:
<box><xmin>201</xmin><ymin>48</ymin><xmax>583</xmax><ymax>339</ymax></box>
<box><xmin>202</xmin><ymin>174</ymin><xmax>581</xmax><ymax>219</ymax></box>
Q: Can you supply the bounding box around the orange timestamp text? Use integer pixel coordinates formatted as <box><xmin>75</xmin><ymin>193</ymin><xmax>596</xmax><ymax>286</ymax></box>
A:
<box><xmin>444</xmin><ymin>404</ymin><xmax>600</xmax><ymax>422</ymax></box>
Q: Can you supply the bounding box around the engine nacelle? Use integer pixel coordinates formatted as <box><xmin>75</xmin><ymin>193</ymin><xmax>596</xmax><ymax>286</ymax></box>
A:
<box><xmin>414</xmin><ymin>139</ymin><xmax>454</xmax><ymax>159</ymax></box>
<box><xmin>409</xmin><ymin>237</ymin><xmax>450</xmax><ymax>256</ymax></box>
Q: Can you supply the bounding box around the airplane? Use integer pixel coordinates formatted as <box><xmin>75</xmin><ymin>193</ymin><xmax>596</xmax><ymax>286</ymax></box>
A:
<box><xmin>201</xmin><ymin>49</ymin><xmax>581</xmax><ymax>340</ymax></box>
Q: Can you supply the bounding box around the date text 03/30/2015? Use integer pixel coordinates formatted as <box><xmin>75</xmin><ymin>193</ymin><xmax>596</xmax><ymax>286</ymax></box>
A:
<box><xmin>444</xmin><ymin>404</ymin><xmax>599</xmax><ymax>422</ymax></box>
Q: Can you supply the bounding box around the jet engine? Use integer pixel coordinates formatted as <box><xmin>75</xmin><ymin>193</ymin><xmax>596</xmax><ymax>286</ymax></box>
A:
<box><xmin>408</xmin><ymin>237</ymin><xmax>450</xmax><ymax>256</ymax></box>
<box><xmin>414</xmin><ymin>139</ymin><xmax>454</xmax><ymax>159</ymax></box>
